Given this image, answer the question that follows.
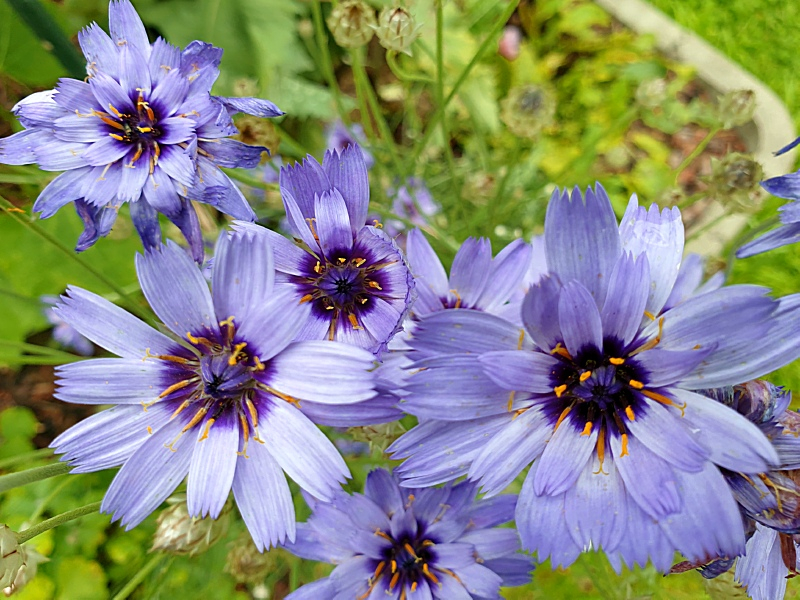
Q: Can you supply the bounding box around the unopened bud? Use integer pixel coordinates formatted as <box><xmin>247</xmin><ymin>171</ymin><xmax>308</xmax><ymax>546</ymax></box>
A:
<box><xmin>0</xmin><ymin>527</ymin><xmax>23</xmax><ymax>590</ymax></box>
<box><xmin>327</xmin><ymin>1</ymin><xmax>377</xmax><ymax>49</ymax></box>
<box><xmin>635</xmin><ymin>78</ymin><xmax>669</xmax><ymax>109</ymax></box>
<box><xmin>346</xmin><ymin>422</ymin><xmax>406</xmax><ymax>453</ymax></box>
<box><xmin>225</xmin><ymin>533</ymin><xmax>276</xmax><ymax>585</ymax></box>
<box><xmin>374</xmin><ymin>7</ymin><xmax>422</xmax><ymax>56</ymax></box>
<box><xmin>500</xmin><ymin>84</ymin><xmax>556</xmax><ymax>139</ymax></box>
<box><xmin>151</xmin><ymin>496</ymin><xmax>230</xmax><ymax>556</ymax></box>
<box><xmin>705</xmin><ymin>153</ymin><xmax>764</xmax><ymax>209</ymax></box>
<box><xmin>718</xmin><ymin>89</ymin><xmax>756</xmax><ymax>129</ymax></box>
<box><xmin>701</xmin><ymin>380</ymin><xmax>786</xmax><ymax>424</ymax></box>
<box><xmin>3</xmin><ymin>546</ymin><xmax>46</xmax><ymax>597</ymax></box>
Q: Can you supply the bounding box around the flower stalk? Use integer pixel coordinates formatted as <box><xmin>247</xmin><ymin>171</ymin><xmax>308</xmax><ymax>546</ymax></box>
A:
<box><xmin>16</xmin><ymin>500</ymin><xmax>102</xmax><ymax>544</ymax></box>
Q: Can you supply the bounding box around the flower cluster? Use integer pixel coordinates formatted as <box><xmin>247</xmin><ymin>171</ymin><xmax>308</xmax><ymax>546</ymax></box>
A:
<box><xmin>0</xmin><ymin>0</ymin><xmax>282</xmax><ymax>261</ymax></box>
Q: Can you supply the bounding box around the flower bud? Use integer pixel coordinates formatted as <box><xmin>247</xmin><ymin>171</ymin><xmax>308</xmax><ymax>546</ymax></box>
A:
<box><xmin>718</xmin><ymin>89</ymin><xmax>756</xmax><ymax>129</ymax></box>
<box><xmin>224</xmin><ymin>533</ymin><xmax>276</xmax><ymax>585</ymax></box>
<box><xmin>3</xmin><ymin>546</ymin><xmax>46</xmax><ymax>597</ymax></box>
<box><xmin>500</xmin><ymin>84</ymin><xmax>556</xmax><ymax>139</ymax></box>
<box><xmin>0</xmin><ymin>527</ymin><xmax>23</xmax><ymax>591</ymax></box>
<box><xmin>151</xmin><ymin>496</ymin><xmax>230</xmax><ymax>556</ymax></box>
<box><xmin>374</xmin><ymin>7</ymin><xmax>422</xmax><ymax>56</ymax></box>
<box><xmin>327</xmin><ymin>1</ymin><xmax>377</xmax><ymax>49</ymax></box>
<box><xmin>705</xmin><ymin>152</ymin><xmax>764</xmax><ymax>210</ymax></box>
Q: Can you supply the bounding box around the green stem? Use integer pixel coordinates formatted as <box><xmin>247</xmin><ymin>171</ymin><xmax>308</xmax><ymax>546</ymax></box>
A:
<box><xmin>0</xmin><ymin>340</ymin><xmax>81</xmax><ymax>359</ymax></box>
<box><xmin>312</xmin><ymin>0</ymin><xmax>348</xmax><ymax>122</ymax></box>
<box><xmin>111</xmin><ymin>554</ymin><xmax>164</xmax><ymax>600</ymax></box>
<box><xmin>0</xmin><ymin>449</ymin><xmax>54</xmax><ymax>471</ymax></box>
<box><xmin>0</xmin><ymin>196</ymin><xmax>151</xmax><ymax>323</ymax></box>
<box><xmin>351</xmin><ymin>49</ymin><xmax>404</xmax><ymax>174</ymax></box>
<box><xmin>16</xmin><ymin>501</ymin><xmax>102</xmax><ymax>544</ymax></box>
<box><xmin>222</xmin><ymin>168</ymin><xmax>278</xmax><ymax>192</ymax></box>
<box><xmin>29</xmin><ymin>477</ymin><xmax>73</xmax><ymax>523</ymax></box>
<box><xmin>674</xmin><ymin>127</ymin><xmax>721</xmax><ymax>184</ymax></box>
<box><xmin>6</xmin><ymin>0</ymin><xmax>86</xmax><ymax>79</ymax></box>
<box><xmin>0</xmin><ymin>462</ymin><xmax>70</xmax><ymax>494</ymax></box>
<box><xmin>385</xmin><ymin>51</ymin><xmax>433</xmax><ymax>83</ymax></box>
<box><xmin>408</xmin><ymin>0</ymin><xmax>520</xmax><ymax>170</ymax></box>
<box><xmin>435</xmin><ymin>0</ymin><xmax>460</xmax><ymax>205</ymax></box>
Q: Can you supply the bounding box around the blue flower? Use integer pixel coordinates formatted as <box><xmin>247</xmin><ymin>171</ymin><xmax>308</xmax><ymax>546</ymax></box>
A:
<box><xmin>0</xmin><ymin>0</ymin><xmax>283</xmax><ymax>261</ymax></box>
<box><xmin>735</xmin><ymin>525</ymin><xmax>799</xmax><ymax>600</ymax></box>
<box><xmin>325</xmin><ymin>119</ymin><xmax>374</xmax><ymax>168</ymax></box>
<box><xmin>237</xmin><ymin>144</ymin><xmax>415</xmax><ymax>355</ymax></box>
<box><xmin>389</xmin><ymin>185</ymin><xmax>800</xmax><ymax>571</ymax></box>
<box><xmin>49</xmin><ymin>229</ymin><xmax>378</xmax><ymax>550</ymax></box>
<box><xmin>282</xmin><ymin>468</ymin><xmax>534</xmax><ymax>599</ymax></box>
<box><xmin>738</xmin><ymin>171</ymin><xmax>800</xmax><ymax>258</ymax></box>
<box><xmin>41</xmin><ymin>295</ymin><xmax>93</xmax><ymax>356</ymax></box>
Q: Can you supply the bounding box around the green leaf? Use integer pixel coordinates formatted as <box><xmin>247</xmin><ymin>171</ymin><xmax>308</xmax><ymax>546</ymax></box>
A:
<box><xmin>55</xmin><ymin>557</ymin><xmax>108</xmax><ymax>600</ymax></box>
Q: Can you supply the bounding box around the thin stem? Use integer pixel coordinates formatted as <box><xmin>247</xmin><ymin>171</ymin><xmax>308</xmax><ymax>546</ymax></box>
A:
<box><xmin>111</xmin><ymin>554</ymin><xmax>164</xmax><ymax>600</ymax></box>
<box><xmin>0</xmin><ymin>462</ymin><xmax>70</xmax><ymax>494</ymax></box>
<box><xmin>0</xmin><ymin>340</ymin><xmax>82</xmax><ymax>360</ymax></box>
<box><xmin>351</xmin><ymin>49</ymin><xmax>404</xmax><ymax>173</ymax></box>
<box><xmin>0</xmin><ymin>448</ymin><xmax>54</xmax><ymax>471</ymax></box>
<box><xmin>435</xmin><ymin>0</ymin><xmax>461</xmax><ymax>205</ymax></box>
<box><xmin>222</xmin><ymin>168</ymin><xmax>278</xmax><ymax>192</ymax></box>
<box><xmin>385</xmin><ymin>51</ymin><xmax>433</xmax><ymax>83</ymax></box>
<box><xmin>6</xmin><ymin>0</ymin><xmax>86</xmax><ymax>79</ymax></box>
<box><xmin>16</xmin><ymin>501</ymin><xmax>102</xmax><ymax>544</ymax></box>
<box><xmin>674</xmin><ymin>127</ymin><xmax>721</xmax><ymax>184</ymax></box>
<box><xmin>0</xmin><ymin>196</ymin><xmax>151</xmax><ymax>323</ymax></box>
<box><xmin>29</xmin><ymin>477</ymin><xmax>74</xmax><ymax>523</ymax></box>
<box><xmin>312</xmin><ymin>0</ymin><xmax>348</xmax><ymax>122</ymax></box>
<box><xmin>408</xmin><ymin>0</ymin><xmax>520</xmax><ymax>170</ymax></box>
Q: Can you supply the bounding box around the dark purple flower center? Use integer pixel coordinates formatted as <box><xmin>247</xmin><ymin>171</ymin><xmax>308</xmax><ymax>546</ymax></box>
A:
<box><xmin>98</xmin><ymin>92</ymin><xmax>163</xmax><ymax>162</ymax></box>
<box><xmin>295</xmin><ymin>249</ymin><xmax>393</xmax><ymax>336</ymax></box>
<box><xmin>364</xmin><ymin>524</ymin><xmax>446</xmax><ymax>596</ymax></box>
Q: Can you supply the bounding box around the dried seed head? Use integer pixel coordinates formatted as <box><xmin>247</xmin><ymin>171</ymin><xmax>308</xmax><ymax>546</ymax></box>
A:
<box><xmin>374</xmin><ymin>7</ymin><xmax>422</xmax><ymax>55</ymax></box>
<box><xmin>151</xmin><ymin>496</ymin><xmax>230</xmax><ymax>556</ymax></box>
<box><xmin>635</xmin><ymin>78</ymin><xmax>669</xmax><ymax>109</ymax></box>
<box><xmin>0</xmin><ymin>526</ymin><xmax>24</xmax><ymax>592</ymax></box>
<box><xmin>224</xmin><ymin>532</ymin><xmax>277</xmax><ymax>584</ymax></box>
<box><xmin>327</xmin><ymin>0</ymin><xmax>377</xmax><ymax>49</ymax></box>
<box><xmin>706</xmin><ymin>152</ymin><xmax>764</xmax><ymax>210</ymax></box>
<box><xmin>2</xmin><ymin>545</ymin><xmax>47</xmax><ymax>597</ymax></box>
<box><xmin>500</xmin><ymin>84</ymin><xmax>556</xmax><ymax>139</ymax></box>
<box><xmin>718</xmin><ymin>89</ymin><xmax>756</xmax><ymax>129</ymax></box>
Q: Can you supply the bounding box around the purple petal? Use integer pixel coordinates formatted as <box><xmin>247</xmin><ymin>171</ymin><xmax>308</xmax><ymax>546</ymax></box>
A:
<box><xmin>280</xmin><ymin>155</ymin><xmax>331</xmax><ymax>219</ymax></box>
<box><xmin>600</xmin><ymin>253</ymin><xmax>650</xmax><ymax>345</ymax></box>
<box><xmin>0</xmin><ymin>129</ymin><xmax>50</xmax><ymax>165</ymax></box>
<box><xmin>82</xmin><ymin>164</ymin><xmax>123</xmax><ymax>207</ymax></box>
<box><xmin>406</xmin><ymin>228</ymin><xmax>449</xmax><ymax>316</ymax></box>
<box><xmin>201</xmin><ymin>138</ymin><xmax>265</xmax><ymax>169</ymax></box>
<box><xmin>558</xmin><ymin>280</ymin><xmax>603</xmax><ymax>355</ymax></box>
<box><xmin>635</xmin><ymin>347</ymin><xmax>713</xmax><ymax>387</ymax></box>
<box><xmin>521</xmin><ymin>274</ymin><xmax>562</xmax><ymax>351</ymax></box>
<box><xmin>148</xmin><ymin>67</ymin><xmax>189</xmax><ymax>116</ymax></box>
<box><xmin>14</xmin><ymin>91</ymin><xmax>69</xmax><ymax>128</ymax></box>
<box><xmin>81</xmin><ymin>135</ymin><xmax>129</xmax><ymax>167</ymax></box>
<box><xmin>118</xmin><ymin>44</ymin><xmax>151</xmax><ymax>97</ymax></box>
<box><xmin>265</xmin><ymin>341</ymin><xmax>375</xmax><ymax>405</ymax></box>
<box><xmin>157</xmin><ymin>144</ymin><xmax>195</xmax><ymax>187</ymax></box>
<box><xmin>448</xmin><ymin>238</ymin><xmax>492</xmax><ymax>307</ymax></box>
<box><xmin>545</xmin><ymin>185</ymin><xmax>620</xmax><ymax>307</ymax></box>
<box><xmin>89</xmin><ymin>71</ymin><xmax>136</xmax><ymax>115</ymax></box>
<box><xmin>74</xmin><ymin>200</ymin><xmax>118</xmax><ymax>252</ymax></box>
<box><xmin>232</xmin><ymin>221</ymin><xmax>308</xmax><ymax>276</ymax></box>
<box><xmin>322</xmin><ymin>145</ymin><xmax>369</xmax><ymax>233</ymax></box>
<box><xmin>618</xmin><ymin>198</ymin><xmax>684</xmax><ymax>315</ymax></box>
<box><xmin>54</xmin><ymin>358</ymin><xmax>166</xmax><ymax>404</ymax></box>
<box><xmin>135</xmin><ymin>241</ymin><xmax>219</xmax><ymax>340</ymax></box>
<box><xmin>164</xmin><ymin>200</ymin><xmax>204</xmax><ymax>263</ymax></box>
<box><xmin>363</xmin><ymin>469</ymin><xmax>403</xmax><ymax>516</ymax></box>
<box><xmin>451</xmin><ymin>563</ymin><xmax>503</xmax><ymax>598</ymax></box>
<box><xmin>142</xmin><ymin>166</ymin><xmax>181</xmax><ymax>216</ymax></box>
<box><xmin>738</xmin><ymin>222</ymin><xmax>800</xmax><ymax>258</ymax></box>
<box><xmin>148</xmin><ymin>37</ymin><xmax>181</xmax><ymax>85</ymax></box>
<box><xmin>101</xmin><ymin>411</ymin><xmax>195</xmax><ymax>529</ymax></box>
<box><xmin>54</xmin><ymin>286</ymin><xmax>175</xmax><ymax>358</ymax></box>
<box><xmin>34</xmin><ymin>139</ymin><xmax>91</xmax><ymax>171</ymax></box>
<box><xmin>78</xmin><ymin>23</ymin><xmax>119</xmax><ymax>78</ymax></box>
<box><xmin>108</xmin><ymin>0</ymin><xmax>151</xmax><ymax>59</ymax></box>
<box><xmin>533</xmin><ymin>410</ymin><xmax>597</xmax><ymax>496</ymax></box>
<box><xmin>563</xmin><ymin>455</ymin><xmax>627</xmax><ymax>552</ymax></box>
<box><xmin>478</xmin><ymin>350</ymin><xmax>558</xmax><ymax>393</ymax></box>
<box><xmin>475</xmin><ymin>239</ymin><xmax>532</xmax><ymax>313</ymax></box>
<box><xmin>52</xmin><ymin>114</ymin><xmax>105</xmax><ymax>143</ymax></box>
<box><xmin>284</xmin><ymin>579</ymin><xmax>337</xmax><ymax>600</ymax></box>
<box><xmin>235</xmin><ymin>290</ymin><xmax>310</xmax><ymax>361</ymax></box>
<box><xmin>258</xmin><ymin>396</ymin><xmax>349</xmax><ymax>501</ymax></box>
<box><xmin>610</xmin><ymin>433</ymin><xmax>681</xmax><ymax>519</ymax></box>
<box><xmin>187</xmin><ymin>410</ymin><xmax>239</xmax><ymax>519</ymax></box>
<box><xmin>469</xmin><ymin>407</ymin><xmax>549</xmax><ymax>496</ymax></box>
<box><xmin>214</xmin><ymin>95</ymin><xmax>284</xmax><ymax>118</ymax></box>
<box><xmin>734</xmin><ymin>525</ymin><xmax>787</xmax><ymax>600</ymax></box>
<box><xmin>281</xmin><ymin>188</ymin><xmax>319</xmax><ymax>250</ymax></box>
<box><xmin>233</xmin><ymin>437</ymin><xmax>295</xmax><ymax>549</ymax></box>
<box><xmin>129</xmin><ymin>195</ymin><xmax>162</xmax><ymax>252</ymax></box>
<box><xmin>33</xmin><ymin>168</ymin><xmax>92</xmax><ymax>218</ymax></box>
<box><xmin>410</xmin><ymin>310</ymin><xmax>530</xmax><ymax>357</ymax></box>
<box><xmin>315</xmin><ymin>189</ymin><xmax>354</xmax><ymax>255</ymax></box>
<box><xmin>674</xmin><ymin>388</ymin><xmax>779</xmax><ymax>472</ymax></box>
<box><xmin>157</xmin><ymin>116</ymin><xmax>194</xmax><ymax>145</ymax></box>
<box><xmin>179</xmin><ymin>41</ymin><xmax>222</xmax><ymax>94</ymax></box>
<box><xmin>117</xmin><ymin>148</ymin><xmax>151</xmax><ymax>202</ymax></box>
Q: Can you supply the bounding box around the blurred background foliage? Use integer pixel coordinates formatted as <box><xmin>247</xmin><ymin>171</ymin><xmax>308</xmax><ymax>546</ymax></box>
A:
<box><xmin>0</xmin><ymin>0</ymin><xmax>799</xmax><ymax>597</ymax></box>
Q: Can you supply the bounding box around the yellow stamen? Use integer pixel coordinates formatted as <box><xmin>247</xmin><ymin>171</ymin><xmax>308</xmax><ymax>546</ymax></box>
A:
<box><xmin>507</xmin><ymin>391</ymin><xmax>516</xmax><ymax>412</ymax></box>
<box><xmin>609</xmin><ymin>357</ymin><xmax>625</xmax><ymax>365</ymax></box>
<box><xmin>137</xmin><ymin>126</ymin><xmax>153</xmax><ymax>133</ymax></box>
<box><xmin>144</xmin><ymin>348</ymin><xmax>190</xmax><ymax>364</ymax></box>
<box><xmin>181</xmin><ymin>406</ymin><xmax>208</xmax><ymax>433</ymax></box>
<box><xmin>404</xmin><ymin>543</ymin><xmax>418</xmax><ymax>558</ymax></box>
<box><xmin>641</xmin><ymin>389</ymin><xmax>686</xmax><ymax>417</ymax></box>
<box><xmin>130</xmin><ymin>145</ymin><xmax>143</xmax><ymax>165</ymax></box>
<box><xmin>554</xmin><ymin>384</ymin><xmax>567</xmax><ymax>398</ymax></box>
<box><xmin>219</xmin><ymin>315</ymin><xmax>235</xmax><ymax>328</ymax></box>
<box><xmin>423</xmin><ymin>564</ymin><xmax>439</xmax><ymax>585</ymax></box>
<box><xmin>252</xmin><ymin>356</ymin><xmax>265</xmax><ymax>371</ymax></box>
<box><xmin>246</xmin><ymin>397</ymin><xmax>259</xmax><ymax>428</ymax></box>
<box><xmin>620</xmin><ymin>433</ymin><xmax>629</xmax><ymax>457</ymax></box>
<box><xmin>411</xmin><ymin>582</ymin><xmax>418</xmax><ymax>593</ymax></box>
<box><xmin>630</xmin><ymin>316</ymin><xmax>665</xmax><ymax>356</ymax></box>
<box><xmin>337</xmin><ymin>257</ymin><xmax>347</xmax><ymax>265</ymax></box>
<box><xmin>554</xmin><ymin>406</ymin><xmax>572</xmax><ymax>431</ymax></box>
<box><xmin>391</xmin><ymin>560</ymin><xmax>398</xmax><ymax>574</ymax></box>
<box><xmin>305</xmin><ymin>217</ymin><xmax>319</xmax><ymax>240</ymax></box>
<box><xmin>550</xmin><ymin>342</ymin><xmax>572</xmax><ymax>360</ymax></box>
<box><xmin>199</xmin><ymin>417</ymin><xmax>215</xmax><ymax>441</ymax></box>
<box><xmin>299</xmin><ymin>294</ymin><xmax>314</xmax><ymax>304</ymax></box>
<box><xmin>108</xmin><ymin>104</ymin><xmax>123</xmax><ymax>118</ymax></box>
<box><xmin>373</xmin><ymin>219</ymin><xmax>383</xmax><ymax>228</ymax></box>
<box><xmin>146</xmin><ymin>426</ymin><xmax>153</xmax><ymax>434</ymax></box>
<box><xmin>579</xmin><ymin>370</ymin><xmax>592</xmax><ymax>382</ymax></box>
<box><xmin>628</xmin><ymin>379</ymin><xmax>644</xmax><ymax>389</ymax></box>
<box><xmin>367</xmin><ymin>281</ymin><xmax>383</xmax><ymax>290</ymax></box>
<box><xmin>160</xmin><ymin>379</ymin><xmax>192</xmax><ymax>399</ymax></box>
<box><xmin>375</xmin><ymin>529</ymin><xmax>393</xmax><ymax>542</ymax></box>
<box><xmin>313</xmin><ymin>260</ymin><xmax>322</xmax><ymax>274</ymax></box>
<box><xmin>228</xmin><ymin>342</ymin><xmax>247</xmax><ymax>365</ymax></box>
<box><xmin>581</xmin><ymin>421</ymin><xmax>593</xmax><ymax>436</ymax></box>
<box><xmin>517</xmin><ymin>329</ymin><xmax>525</xmax><ymax>350</ymax></box>
<box><xmin>353</xmin><ymin>257</ymin><xmax>366</xmax><ymax>267</ymax></box>
<box><xmin>348</xmin><ymin>313</ymin><xmax>362</xmax><ymax>330</ymax></box>
<box><xmin>374</xmin><ymin>561</ymin><xmax>386</xmax><ymax>579</ymax></box>
<box><xmin>593</xmin><ymin>426</ymin><xmax>608</xmax><ymax>474</ymax></box>
<box><xmin>389</xmin><ymin>571</ymin><xmax>400</xmax><ymax>590</ymax></box>
<box><xmin>169</xmin><ymin>399</ymin><xmax>191</xmax><ymax>420</ymax></box>
<box><xmin>625</xmin><ymin>405</ymin><xmax>635</xmax><ymax>421</ymax></box>
<box><xmin>264</xmin><ymin>386</ymin><xmax>302</xmax><ymax>407</ymax></box>
<box><xmin>644</xmin><ymin>310</ymin><xmax>656</xmax><ymax>321</ymax></box>
<box><xmin>450</xmin><ymin>289</ymin><xmax>462</xmax><ymax>309</ymax></box>
<box><xmin>109</xmin><ymin>133</ymin><xmax>124</xmax><ymax>141</ymax></box>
